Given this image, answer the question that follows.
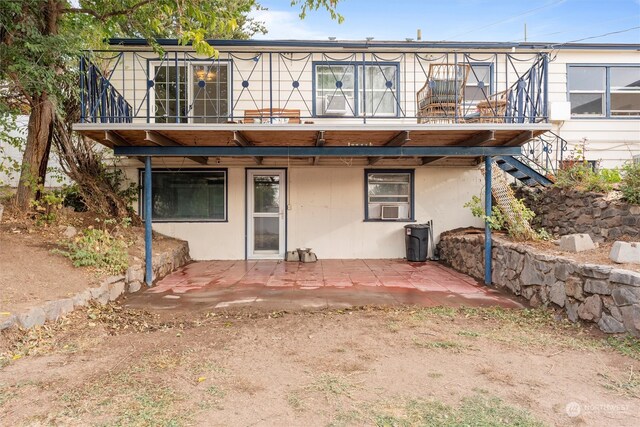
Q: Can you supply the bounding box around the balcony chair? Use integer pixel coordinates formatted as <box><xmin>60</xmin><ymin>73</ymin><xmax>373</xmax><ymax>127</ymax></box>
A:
<box><xmin>416</xmin><ymin>63</ymin><xmax>471</xmax><ymax>123</ymax></box>
<box><xmin>243</xmin><ymin>108</ymin><xmax>301</xmax><ymax>124</ymax></box>
<box><xmin>475</xmin><ymin>89</ymin><xmax>511</xmax><ymax>123</ymax></box>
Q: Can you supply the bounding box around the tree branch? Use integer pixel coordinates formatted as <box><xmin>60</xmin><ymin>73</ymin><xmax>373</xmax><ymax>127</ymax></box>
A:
<box><xmin>60</xmin><ymin>0</ymin><xmax>154</xmax><ymax>20</ymax></box>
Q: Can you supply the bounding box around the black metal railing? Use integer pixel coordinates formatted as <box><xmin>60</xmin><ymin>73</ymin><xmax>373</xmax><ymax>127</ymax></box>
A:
<box><xmin>80</xmin><ymin>56</ymin><xmax>133</xmax><ymax>123</ymax></box>
<box><xmin>79</xmin><ymin>48</ymin><xmax>549</xmax><ymax>124</ymax></box>
<box><xmin>520</xmin><ymin>131</ymin><xmax>569</xmax><ymax>177</ymax></box>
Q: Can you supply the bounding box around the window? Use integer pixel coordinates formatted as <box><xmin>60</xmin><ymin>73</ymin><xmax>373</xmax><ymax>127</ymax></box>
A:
<box><xmin>365</xmin><ymin>170</ymin><xmax>414</xmax><ymax>221</ymax></box>
<box><xmin>314</xmin><ymin>63</ymin><xmax>398</xmax><ymax>116</ymax></box>
<box><xmin>568</xmin><ymin>65</ymin><xmax>640</xmax><ymax>117</ymax></box>
<box><xmin>140</xmin><ymin>170</ymin><xmax>227</xmax><ymax>222</ymax></box>
<box><xmin>465</xmin><ymin>64</ymin><xmax>493</xmax><ymax>103</ymax></box>
<box><xmin>151</xmin><ymin>61</ymin><xmax>229</xmax><ymax>123</ymax></box>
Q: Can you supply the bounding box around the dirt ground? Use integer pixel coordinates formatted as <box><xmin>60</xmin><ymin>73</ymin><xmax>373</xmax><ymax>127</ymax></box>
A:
<box><xmin>0</xmin><ymin>209</ymin><xmax>181</xmax><ymax>315</ymax></box>
<box><xmin>0</xmin><ymin>304</ymin><xmax>638</xmax><ymax>426</ymax></box>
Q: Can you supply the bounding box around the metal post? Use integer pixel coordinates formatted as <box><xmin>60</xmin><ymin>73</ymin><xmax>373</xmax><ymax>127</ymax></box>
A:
<box><xmin>144</xmin><ymin>156</ymin><xmax>153</xmax><ymax>286</ymax></box>
<box><xmin>484</xmin><ymin>156</ymin><xmax>493</xmax><ymax>286</ymax></box>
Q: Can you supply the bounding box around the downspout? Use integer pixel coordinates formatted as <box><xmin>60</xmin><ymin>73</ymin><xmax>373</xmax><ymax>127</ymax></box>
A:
<box><xmin>484</xmin><ymin>156</ymin><xmax>493</xmax><ymax>286</ymax></box>
<box><xmin>145</xmin><ymin>156</ymin><xmax>153</xmax><ymax>286</ymax></box>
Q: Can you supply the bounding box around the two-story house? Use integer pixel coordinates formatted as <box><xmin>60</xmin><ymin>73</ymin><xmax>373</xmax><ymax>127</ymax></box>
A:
<box><xmin>72</xmin><ymin>39</ymin><xmax>639</xmax><ymax>285</ymax></box>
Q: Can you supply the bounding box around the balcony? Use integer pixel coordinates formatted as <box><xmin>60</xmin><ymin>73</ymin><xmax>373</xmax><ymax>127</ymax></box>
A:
<box><xmin>74</xmin><ymin>40</ymin><xmax>552</xmax><ymax>164</ymax></box>
<box><xmin>79</xmin><ymin>41</ymin><xmax>549</xmax><ymax>125</ymax></box>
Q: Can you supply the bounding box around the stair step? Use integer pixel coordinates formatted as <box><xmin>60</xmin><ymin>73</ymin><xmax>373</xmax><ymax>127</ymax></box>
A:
<box><xmin>494</xmin><ymin>155</ymin><xmax>554</xmax><ymax>187</ymax></box>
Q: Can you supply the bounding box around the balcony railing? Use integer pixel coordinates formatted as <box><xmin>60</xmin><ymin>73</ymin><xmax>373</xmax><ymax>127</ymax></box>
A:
<box><xmin>79</xmin><ymin>47</ymin><xmax>549</xmax><ymax>125</ymax></box>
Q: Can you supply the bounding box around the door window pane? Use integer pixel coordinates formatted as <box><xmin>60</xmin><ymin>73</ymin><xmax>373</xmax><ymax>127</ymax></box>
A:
<box><xmin>144</xmin><ymin>171</ymin><xmax>226</xmax><ymax>221</ymax></box>
<box><xmin>254</xmin><ymin>217</ymin><xmax>279</xmax><ymax>251</ymax></box>
<box><xmin>192</xmin><ymin>64</ymin><xmax>229</xmax><ymax>123</ymax></box>
<box><xmin>254</xmin><ymin>176</ymin><xmax>280</xmax><ymax>213</ymax></box>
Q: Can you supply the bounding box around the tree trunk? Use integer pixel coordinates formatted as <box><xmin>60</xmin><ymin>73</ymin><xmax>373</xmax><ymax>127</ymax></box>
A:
<box><xmin>15</xmin><ymin>96</ymin><xmax>55</xmax><ymax>210</ymax></box>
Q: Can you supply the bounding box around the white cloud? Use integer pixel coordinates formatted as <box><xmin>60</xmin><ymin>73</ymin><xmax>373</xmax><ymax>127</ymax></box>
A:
<box><xmin>249</xmin><ymin>9</ymin><xmax>328</xmax><ymax>40</ymax></box>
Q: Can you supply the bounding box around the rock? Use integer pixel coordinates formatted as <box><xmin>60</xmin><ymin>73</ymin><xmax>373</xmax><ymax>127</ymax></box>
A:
<box><xmin>0</xmin><ymin>204</ymin><xmax>4</xmax><ymax>223</ymax></box>
<box><xmin>72</xmin><ymin>290</ymin><xmax>92</xmax><ymax>307</ymax></box>
<box><xmin>520</xmin><ymin>254</ymin><xmax>554</xmax><ymax>286</ymax></box>
<box><xmin>584</xmin><ymin>279</ymin><xmax>614</xmax><ymax>295</ymax></box>
<box><xmin>127</xmin><ymin>281</ymin><xmax>142</xmax><ymax>293</ymax></box>
<box><xmin>610</xmin><ymin>269</ymin><xmax>640</xmax><ymax>287</ymax></box>
<box><xmin>126</xmin><ymin>265</ymin><xmax>145</xmax><ymax>284</ymax></box>
<box><xmin>565</xmin><ymin>276</ymin><xmax>585</xmax><ymax>301</ymax></box>
<box><xmin>0</xmin><ymin>313</ymin><xmax>16</xmax><ymax>330</ymax></box>
<box><xmin>578</xmin><ymin>295</ymin><xmax>602</xmax><ymax>322</ymax></box>
<box><xmin>103</xmin><ymin>275</ymin><xmax>126</xmax><ymax>286</ymax></box>
<box><xmin>108</xmin><ymin>281</ymin><xmax>126</xmax><ymax>301</ymax></box>
<box><xmin>559</xmin><ymin>234</ymin><xmax>596</xmax><ymax>253</ymax></box>
<box><xmin>90</xmin><ymin>283</ymin><xmax>110</xmax><ymax>305</ymax></box>
<box><xmin>62</xmin><ymin>225</ymin><xmax>77</xmax><ymax>239</ymax></box>
<box><xmin>619</xmin><ymin>305</ymin><xmax>640</xmax><ymax>336</ymax></box>
<box><xmin>612</xmin><ymin>287</ymin><xmax>640</xmax><ymax>306</ymax></box>
<box><xmin>554</xmin><ymin>262</ymin><xmax>575</xmax><ymax>281</ymax></box>
<box><xmin>16</xmin><ymin>307</ymin><xmax>46</xmax><ymax>329</ymax></box>
<box><xmin>598</xmin><ymin>313</ymin><xmax>627</xmax><ymax>334</ymax></box>
<box><xmin>549</xmin><ymin>281</ymin><xmax>566</xmax><ymax>307</ymax></box>
<box><xmin>609</xmin><ymin>241</ymin><xmax>640</xmax><ymax>264</ymax></box>
<box><xmin>566</xmin><ymin>300</ymin><xmax>579</xmax><ymax>322</ymax></box>
<box><xmin>43</xmin><ymin>298</ymin><xmax>74</xmax><ymax>321</ymax></box>
<box><xmin>579</xmin><ymin>264</ymin><xmax>612</xmax><ymax>279</ymax></box>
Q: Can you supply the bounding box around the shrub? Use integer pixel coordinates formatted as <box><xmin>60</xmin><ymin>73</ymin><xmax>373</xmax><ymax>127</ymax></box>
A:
<box><xmin>620</xmin><ymin>161</ymin><xmax>640</xmax><ymax>205</ymax></box>
<box><xmin>555</xmin><ymin>161</ymin><xmax>620</xmax><ymax>193</ymax></box>
<box><xmin>55</xmin><ymin>228</ymin><xmax>129</xmax><ymax>275</ymax></box>
<box><xmin>464</xmin><ymin>195</ymin><xmax>542</xmax><ymax>241</ymax></box>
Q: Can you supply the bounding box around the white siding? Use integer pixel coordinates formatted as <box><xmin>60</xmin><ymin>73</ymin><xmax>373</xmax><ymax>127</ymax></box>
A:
<box><xmin>548</xmin><ymin>50</ymin><xmax>640</xmax><ymax>167</ymax></box>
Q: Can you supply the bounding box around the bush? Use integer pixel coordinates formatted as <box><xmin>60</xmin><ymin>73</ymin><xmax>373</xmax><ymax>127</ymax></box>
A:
<box><xmin>464</xmin><ymin>195</ymin><xmax>542</xmax><ymax>241</ymax></box>
<box><xmin>54</xmin><ymin>228</ymin><xmax>129</xmax><ymax>275</ymax></box>
<box><xmin>620</xmin><ymin>161</ymin><xmax>640</xmax><ymax>205</ymax></box>
<box><xmin>554</xmin><ymin>161</ymin><xmax>621</xmax><ymax>193</ymax></box>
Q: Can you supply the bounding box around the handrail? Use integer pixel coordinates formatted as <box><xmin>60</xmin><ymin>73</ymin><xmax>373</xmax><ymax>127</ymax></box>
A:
<box><xmin>80</xmin><ymin>56</ymin><xmax>133</xmax><ymax>123</ymax></box>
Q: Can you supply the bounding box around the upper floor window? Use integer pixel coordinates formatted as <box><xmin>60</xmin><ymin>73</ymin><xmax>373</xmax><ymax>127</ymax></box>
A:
<box><xmin>315</xmin><ymin>63</ymin><xmax>398</xmax><ymax>117</ymax></box>
<box><xmin>465</xmin><ymin>64</ymin><xmax>493</xmax><ymax>103</ymax></box>
<box><xmin>151</xmin><ymin>61</ymin><xmax>229</xmax><ymax>123</ymax></box>
<box><xmin>568</xmin><ymin>65</ymin><xmax>640</xmax><ymax>117</ymax></box>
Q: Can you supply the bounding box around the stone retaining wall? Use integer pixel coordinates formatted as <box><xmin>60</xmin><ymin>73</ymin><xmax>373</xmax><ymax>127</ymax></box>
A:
<box><xmin>1</xmin><ymin>240</ymin><xmax>190</xmax><ymax>330</ymax></box>
<box><xmin>438</xmin><ymin>233</ymin><xmax>640</xmax><ymax>336</ymax></box>
<box><xmin>515</xmin><ymin>187</ymin><xmax>640</xmax><ymax>242</ymax></box>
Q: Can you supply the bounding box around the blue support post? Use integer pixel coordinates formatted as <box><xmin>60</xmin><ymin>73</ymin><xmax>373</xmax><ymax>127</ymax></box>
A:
<box><xmin>484</xmin><ymin>156</ymin><xmax>493</xmax><ymax>286</ymax></box>
<box><xmin>144</xmin><ymin>156</ymin><xmax>153</xmax><ymax>286</ymax></box>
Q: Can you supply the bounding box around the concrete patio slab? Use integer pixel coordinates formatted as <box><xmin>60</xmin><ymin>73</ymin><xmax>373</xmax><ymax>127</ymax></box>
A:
<box><xmin>123</xmin><ymin>259</ymin><xmax>525</xmax><ymax>312</ymax></box>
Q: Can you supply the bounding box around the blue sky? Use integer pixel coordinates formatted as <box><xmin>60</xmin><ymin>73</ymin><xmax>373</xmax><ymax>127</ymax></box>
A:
<box><xmin>252</xmin><ymin>0</ymin><xmax>640</xmax><ymax>43</ymax></box>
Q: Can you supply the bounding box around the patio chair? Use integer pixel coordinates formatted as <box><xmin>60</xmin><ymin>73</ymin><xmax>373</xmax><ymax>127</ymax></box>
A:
<box><xmin>416</xmin><ymin>63</ymin><xmax>470</xmax><ymax>123</ymax></box>
<box><xmin>476</xmin><ymin>89</ymin><xmax>511</xmax><ymax>123</ymax></box>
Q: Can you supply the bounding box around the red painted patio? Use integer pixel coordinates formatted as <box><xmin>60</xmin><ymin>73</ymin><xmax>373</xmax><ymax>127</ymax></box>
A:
<box><xmin>124</xmin><ymin>259</ymin><xmax>524</xmax><ymax>312</ymax></box>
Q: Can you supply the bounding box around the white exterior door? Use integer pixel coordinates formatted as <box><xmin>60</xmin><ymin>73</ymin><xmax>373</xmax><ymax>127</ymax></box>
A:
<box><xmin>247</xmin><ymin>170</ymin><xmax>286</xmax><ymax>259</ymax></box>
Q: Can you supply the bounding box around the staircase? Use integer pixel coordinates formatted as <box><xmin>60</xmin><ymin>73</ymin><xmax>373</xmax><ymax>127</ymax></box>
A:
<box><xmin>495</xmin><ymin>131</ymin><xmax>568</xmax><ymax>187</ymax></box>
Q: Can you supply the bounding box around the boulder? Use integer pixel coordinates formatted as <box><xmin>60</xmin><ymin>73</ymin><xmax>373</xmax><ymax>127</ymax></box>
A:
<box><xmin>16</xmin><ymin>307</ymin><xmax>46</xmax><ymax>329</ymax></box>
<box><xmin>609</xmin><ymin>241</ymin><xmax>640</xmax><ymax>264</ymax></box>
<box><xmin>578</xmin><ymin>295</ymin><xmax>602</xmax><ymax>322</ymax></box>
<box><xmin>598</xmin><ymin>313</ymin><xmax>626</xmax><ymax>334</ymax></box>
<box><xmin>549</xmin><ymin>281</ymin><xmax>566</xmax><ymax>307</ymax></box>
<box><xmin>62</xmin><ymin>226</ymin><xmax>77</xmax><ymax>239</ymax></box>
<box><xmin>584</xmin><ymin>279</ymin><xmax>614</xmax><ymax>295</ymax></box>
<box><xmin>559</xmin><ymin>234</ymin><xmax>596</xmax><ymax>253</ymax></box>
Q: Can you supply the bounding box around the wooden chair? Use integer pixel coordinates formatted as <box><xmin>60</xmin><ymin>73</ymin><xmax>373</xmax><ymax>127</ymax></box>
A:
<box><xmin>416</xmin><ymin>63</ymin><xmax>470</xmax><ymax>123</ymax></box>
<box><xmin>476</xmin><ymin>89</ymin><xmax>511</xmax><ymax>123</ymax></box>
<box><xmin>243</xmin><ymin>108</ymin><xmax>301</xmax><ymax>124</ymax></box>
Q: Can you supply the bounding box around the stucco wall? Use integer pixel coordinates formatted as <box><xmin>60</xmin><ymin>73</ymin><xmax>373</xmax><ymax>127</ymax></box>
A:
<box><xmin>126</xmin><ymin>165</ymin><xmax>484</xmax><ymax>260</ymax></box>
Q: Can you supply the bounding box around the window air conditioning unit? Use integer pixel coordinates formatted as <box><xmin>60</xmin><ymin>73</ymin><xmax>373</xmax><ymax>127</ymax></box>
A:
<box><xmin>324</xmin><ymin>94</ymin><xmax>352</xmax><ymax>115</ymax></box>
<box><xmin>381</xmin><ymin>205</ymin><xmax>400</xmax><ymax>220</ymax></box>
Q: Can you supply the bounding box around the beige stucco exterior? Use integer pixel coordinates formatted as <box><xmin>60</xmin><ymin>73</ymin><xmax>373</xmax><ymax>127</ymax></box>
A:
<box><xmin>125</xmin><ymin>163</ymin><xmax>484</xmax><ymax>260</ymax></box>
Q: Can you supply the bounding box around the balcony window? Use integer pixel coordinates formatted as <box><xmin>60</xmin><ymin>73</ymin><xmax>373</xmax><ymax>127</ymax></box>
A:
<box><xmin>568</xmin><ymin>65</ymin><xmax>639</xmax><ymax>117</ymax></box>
<box><xmin>140</xmin><ymin>170</ymin><xmax>227</xmax><ymax>222</ymax></box>
<box><xmin>365</xmin><ymin>170</ymin><xmax>414</xmax><ymax>221</ymax></box>
<box><xmin>314</xmin><ymin>63</ymin><xmax>398</xmax><ymax>117</ymax></box>
<box><xmin>464</xmin><ymin>64</ymin><xmax>492</xmax><ymax>102</ymax></box>
<box><xmin>151</xmin><ymin>62</ymin><xmax>230</xmax><ymax>123</ymax></box>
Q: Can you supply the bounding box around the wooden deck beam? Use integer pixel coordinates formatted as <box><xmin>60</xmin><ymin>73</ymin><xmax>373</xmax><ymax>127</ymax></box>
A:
<box><xmin>145</xmin><ymin>131</ymin><xmax>208</xmax><ymax>164</ymax></box>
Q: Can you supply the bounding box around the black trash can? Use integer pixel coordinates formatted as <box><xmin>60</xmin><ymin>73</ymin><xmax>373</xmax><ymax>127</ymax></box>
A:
<box><xmin>404</xmin><ymin>223</ymin><xmax>430</xmax><ymax>262</ymax></box>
